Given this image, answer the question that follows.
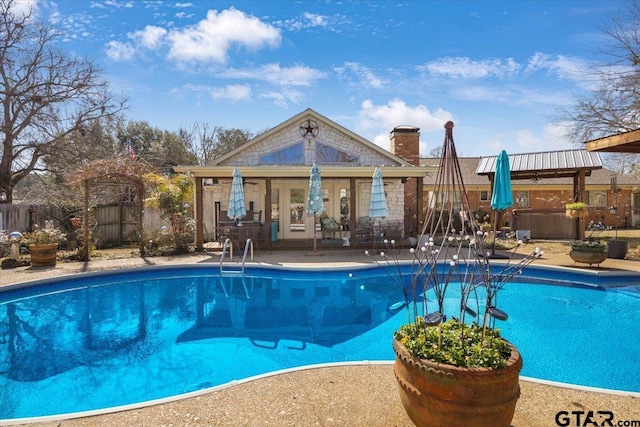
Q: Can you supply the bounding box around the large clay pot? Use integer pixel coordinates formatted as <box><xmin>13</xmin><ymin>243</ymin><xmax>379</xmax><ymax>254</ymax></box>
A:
<box><xmin>393</xmin><ymin>338</ymin><xmax>522</xmax><ymax>427</ymax></box>
<box><xmin>569</xmin><ymin>250</ymin><xmax>607</xmax><ymax>266</ymax></box>
<box><xmin>29</xmin><ymin>244</ymin><xmax>58</xmax><ymax>267</ymax></box>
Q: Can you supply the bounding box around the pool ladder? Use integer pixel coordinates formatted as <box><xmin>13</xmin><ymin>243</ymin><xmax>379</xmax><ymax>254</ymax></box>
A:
<box><xmin>219</xmin><ymin>238</ymin><xmax>253</xmax><ymax>298</ymax></box>
<box><xmin>219</xmin><ymin>238</ymin><xmax>253</xmax><ymax>277</ymax></box>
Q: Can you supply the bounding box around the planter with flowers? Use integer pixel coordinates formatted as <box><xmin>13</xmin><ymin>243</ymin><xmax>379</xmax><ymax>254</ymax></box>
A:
<box><xmin>565</xmin><ymin>201</ymin><xmax>588</xmax><ymax>219</ymax></box>
<box><xmin>569</xmin><ymin>239</ymin><xmax>607</xmax><ymax>266</ymax></box>
<box><xmin>368</xmin><ymin>122</ymin><xmax>543</xmax><ymax>427</ymax></box>
<box><xmin>23</xmin><ymin>221</ymin><xmax>67</xmax><ymax>267</ymax></box>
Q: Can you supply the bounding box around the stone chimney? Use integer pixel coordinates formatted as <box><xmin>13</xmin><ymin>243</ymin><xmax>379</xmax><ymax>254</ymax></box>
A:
<box><xmin>390</xmin><ymin>125</ymin><xmax>420</xmax><ymax>166</ymax></box>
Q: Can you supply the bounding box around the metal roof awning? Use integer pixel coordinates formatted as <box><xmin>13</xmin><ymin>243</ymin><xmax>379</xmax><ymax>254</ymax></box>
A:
<box><xmin>476</xmin><ymin>149</ymin><xmax>602</xmax><ymax>180</ymax></box>
<box><xmin>585</xmin><ymin>129</ymin><xmax>640</xmax><ymax>153</ymax></box>
<box><xmin>173</xmin><ymin>165</ymin><xmax>433</xmax><ymax>179</ymax></box>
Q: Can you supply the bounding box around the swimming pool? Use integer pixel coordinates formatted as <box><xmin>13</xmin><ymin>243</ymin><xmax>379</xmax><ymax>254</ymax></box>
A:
<box><xmin>0</xmin><ymin>264</ymin><xmax>639</xmax><ymax>421</ymax></box>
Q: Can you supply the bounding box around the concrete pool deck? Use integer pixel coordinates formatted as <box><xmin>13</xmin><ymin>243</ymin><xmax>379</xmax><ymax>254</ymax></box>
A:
<box><xmin>1</xmin><ymin>247</ymin><xmax>639</xmax><ymax>427</ymax></box>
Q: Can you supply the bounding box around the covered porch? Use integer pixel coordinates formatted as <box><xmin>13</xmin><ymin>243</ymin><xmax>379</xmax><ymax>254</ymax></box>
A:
<box><xmin>174</xmin><ymin>165</ymin><xmax>431</xmax><ymax>252</ymax></box>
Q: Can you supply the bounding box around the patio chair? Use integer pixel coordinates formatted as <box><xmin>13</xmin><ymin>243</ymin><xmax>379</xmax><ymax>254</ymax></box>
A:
<box><xmin>321</xmin><ymin>217</ymin><xmax>343</xmax><ymax>241</ymax></box>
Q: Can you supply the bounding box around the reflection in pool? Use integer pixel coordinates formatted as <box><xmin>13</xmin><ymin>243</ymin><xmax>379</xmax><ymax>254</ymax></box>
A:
<box><xmin>0</xmin><ymin>264</ymin><xmax>639</xmax><ymax>421</ymax></box>
<box><xmin>0</xmin><ymin>266</ymin><xmax>407</xmax><ymax>420</ymax></box>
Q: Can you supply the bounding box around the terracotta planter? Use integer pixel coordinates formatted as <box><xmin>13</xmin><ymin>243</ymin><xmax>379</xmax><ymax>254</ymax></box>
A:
<box><xmin>393</xmin><ymin>338</ymin><xmax>522</xmax><ymax>427</ymax></box>
<box><xmin>569</xmin><ymin>250</ymin><xmax>607</xmax><ymax>266</ymax></box>
<box><xmin>565</xmin><ymin>209</ymin><xmax>588</xmax><ymax>219</ymax></box>
<box><xmin>70</xmin><ymin>217</ymin><xmax>82</xmax><ymax>229</ymax></box>
<box><xmin>29</xmin><ymin>244</ymin><xmax>58</xmax><ymax>267</ymax></box>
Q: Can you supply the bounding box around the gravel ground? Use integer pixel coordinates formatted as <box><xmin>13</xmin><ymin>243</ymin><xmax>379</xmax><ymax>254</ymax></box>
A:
<box><xmin>1</xmin><ymin>246</ymin><xmax>639</xmax><ymax>427</ymax></box>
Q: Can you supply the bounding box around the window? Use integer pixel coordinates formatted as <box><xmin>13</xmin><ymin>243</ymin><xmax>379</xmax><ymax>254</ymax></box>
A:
<box><xmin>587</xmin><ymin>191</ymin><xmax>607</xmax><ymax>207</ymax></box>
<box><xmin>516</xmin><ymin>191</ymin><xmax>530</xmax><ymax>207</ymax></box>
<box><xmin>260</xmin><ymin>143</ymin><xmax>304</xmax><ymax>164</ymax></box>
<box><xmin>316</xmin><ymin>143</ymin><xmax>358</xmax><ymax>164</ymax></box>
<box><xmin>480</xmin><ymin>191</ymin><xmax>490</xmax><ymax>201</ymax></box>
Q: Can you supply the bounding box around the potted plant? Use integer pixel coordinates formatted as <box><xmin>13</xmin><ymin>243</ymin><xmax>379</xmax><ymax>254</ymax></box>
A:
<box><xmin>565</xmin><ymin>201</ymin><xmax>588</xmax><ymax>218</ymax></box>
<box><xmin>22</xmin><ymin>220</ymin><xmax>67</xmax><ymax>267</ymax></box>
<box><xmin>607</xmin><ymin>238</ymin><xmax>628</xmax><ymax>259</ymax></box>
<box><xmin>366</xmin><ymin>122</ymin><xmax>543</xmax><ymax>427</ymax></box>
<box><xmin>368</xmin><ymin>230</ymin><xmax>542</xmax><ymax>426</ymax></box>
<box><xmin>569</xmin><ymin>239</ymin><xmax>607</xmax><ymax>266</ymax></box>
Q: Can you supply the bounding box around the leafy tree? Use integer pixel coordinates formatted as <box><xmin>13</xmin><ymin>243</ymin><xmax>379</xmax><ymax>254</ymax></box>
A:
<box><xmin>144</xmin><ymin>173</ymin><xmax>194</xmax><ymax>253</ymax></box>
<box><xmin>0</xmin><ymin>0</ymin><xmax>126</xmax><ymax>203</ymax></box>
<box><xmin>117</xmin><ymin>121</ymin><xmax>197</xmax><ymax>173</ymax></box>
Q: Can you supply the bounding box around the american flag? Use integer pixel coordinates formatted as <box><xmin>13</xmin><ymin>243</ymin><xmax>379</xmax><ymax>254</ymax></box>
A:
<box><xmin>127</xmin><ymin>140</ymin><xmax>136</xmax><ymax>160</ymax></box>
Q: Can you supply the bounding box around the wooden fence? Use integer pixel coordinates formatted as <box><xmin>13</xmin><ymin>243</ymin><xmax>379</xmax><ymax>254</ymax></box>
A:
<box><xmin>0</xmin><ymin>203</ymin><xmax>168</xmax><ymax>245</ymax></box>
<box><xmin>512</xmin><ymin>209</ymin><xmax>578</xmax><ymax>240</ymax></box>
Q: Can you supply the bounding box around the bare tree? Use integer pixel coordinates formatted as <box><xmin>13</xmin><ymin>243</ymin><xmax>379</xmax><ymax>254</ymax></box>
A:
<box><xmin>0</xmin><ymin>0</ymin><xmax>126</xmax><ymax>203</ymax></box>
<box><xmin>553</xmin><ymin>0</ymin><xmax>640</xmax><ymax>177</ymax></box>
<box><xmin>180</xmin><ymin>122</ymin><xmax>254</xmax><ymax>165</ymax></box>
<box><xmin>180</xmin><ymin>121</ymin><xmax>221</xmax><ymax>165</ymax></box>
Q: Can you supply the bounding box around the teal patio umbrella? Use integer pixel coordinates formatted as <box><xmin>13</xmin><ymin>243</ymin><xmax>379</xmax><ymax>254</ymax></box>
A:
<box><xmin>490</xmin><ymin>150</ymin><xmax>513</xmax><ymax>257</ymax></box>
<box><xmin>228</xmin><ymin>166</ymin><xmax>247</xmax><ymax>222</ymax></box>
<box><xmin>306</xmin><ymin>163</ymin><xmax>324</xmax><ymax>252</ymax></box>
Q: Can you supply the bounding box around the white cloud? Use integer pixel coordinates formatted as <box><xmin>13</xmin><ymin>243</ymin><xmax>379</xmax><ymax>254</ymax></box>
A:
<box><xmin>357</xmin><ymin>99</ymin><xmax>454</xmax><ymax>154</ymax></box>
<box><xmin>9</xmin><ymin>0</ymin><xmax>37</xmax><ymax>17</ymax></box>
<box><xmin>258</xmin><ymin>88</ymin><xmax>304</xmax><ymax>108</ymax></box>
<box><xmin>175</xmin><ymin>2</ymin><xmax>194</xmax><ymax>7</ymax></box>
<box><xmin>334</xmin><ymin>62</ymin><xmax>386</xmax><ymax>89</ymax></box>
<box><xmin>166</xmin><ymin>8</ymin><xmax>281</xmax><ymax>64</ymax></box>
<box><xmin>103</xmin><ymin>0</ymin><xmax>134</xmax><ymax>9</ymax></box>
<box><xmin>302</xmin><ymin>12</ymin><xmax>328</xmax><ymax>27</ymax></box>
<box><xmin>525</xmin><ymin>52</ymin><xmax>592</xmax><ymax>88</ymax></box>
<box><xmin>181</xmin><ymin>83</ymin><xmax>252</xmax><ymax>101</ymax></box>
<box><xmin>275</xmin><ymin>12</ymin><xmax>347</xmax><ymax>32</ymax></box>
<box><xmin>130</xmin><ymin>25</ymin><xmax>167</xmax><ymax>50</ymax></box>
<box><xmin>222</xmin><ymin>63</ymin><xmax>326</xmax><ymax>87</ymax></box>
<box><xmin>211</xmin><ymin>84</ymin><xmax>252</xmax><ymax>100</ymax></box>
<box><xmin>418</xmin><ymin>57</ymin><xmax>520</xmax><ymax>79</ymax></box>
<box><xmin>105</xmin><ymin>40</ymin><xmax>136</xmax><ymax>61</ymax></box>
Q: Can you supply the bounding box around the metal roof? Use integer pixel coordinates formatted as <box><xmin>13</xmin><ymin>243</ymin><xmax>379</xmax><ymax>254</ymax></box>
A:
<box><xmin>476</xmin><ymin>149</ymin><xmax>602</xmax><ymax>180</ymax></box>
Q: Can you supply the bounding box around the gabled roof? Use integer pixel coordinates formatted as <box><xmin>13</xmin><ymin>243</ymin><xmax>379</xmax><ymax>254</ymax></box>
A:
<box><xmin>212</xmin><ymin>108</ymin><xmax>412</xmax><ymax>167</ymax></box>
<box><xmin>476</xmin><ymin>149</ymin><xmax>602</xmax><ymax>180</ymax></box>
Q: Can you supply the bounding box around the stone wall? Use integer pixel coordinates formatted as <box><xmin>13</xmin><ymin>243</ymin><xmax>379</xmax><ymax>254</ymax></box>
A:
<box><xmin>217</xmin><ymin>120</ymin><xmax>398</xmax><ymax>167</ymax></box>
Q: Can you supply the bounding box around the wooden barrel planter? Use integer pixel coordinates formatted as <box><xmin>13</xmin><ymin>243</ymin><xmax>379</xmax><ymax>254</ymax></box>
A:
<box><xmin>29</xmin><ymin>244</ymin><xmax>58</xmax><ymax>267</ymax></box>
<box><xmin>393</xmin><ymin>338</ymin><xmax>522</xmax><ymax>427</ymax></box>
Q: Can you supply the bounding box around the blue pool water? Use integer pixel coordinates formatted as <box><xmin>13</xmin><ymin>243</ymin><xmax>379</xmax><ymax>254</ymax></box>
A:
<box><xmin>0</xmin><ymin>264</ymin><xmax>639</xmax><ymax>420</ymax></box>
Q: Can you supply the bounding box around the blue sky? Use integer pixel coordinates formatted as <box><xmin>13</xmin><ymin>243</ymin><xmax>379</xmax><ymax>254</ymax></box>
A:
<box><xmin>21</xmin><ymin>0</ymin><xmax>626</xmax><ymax>157</ymax></box>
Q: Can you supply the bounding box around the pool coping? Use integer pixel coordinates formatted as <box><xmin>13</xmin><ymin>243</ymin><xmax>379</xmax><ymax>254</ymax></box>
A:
<box><xmin>3</xmin><ymin>359</ymin><xmax>639</xmax><ymax>426</ymax></box>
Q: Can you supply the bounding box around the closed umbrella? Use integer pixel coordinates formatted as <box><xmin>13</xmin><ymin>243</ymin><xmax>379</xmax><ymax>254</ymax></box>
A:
<box><xmin>369</xmin><ymin>167</ymin><xmax>388</xmax><ymax>247</ymax></box>
<box><xmin>369</xmin><ymin>167</ymin><xmax>388</xmax><ymax>218</ymax></box>
<box><xmin>307</xmin><ymin>163</ymin><xmax>324</xmax><ymax>253</ymax></box>
<box><xmin>490</xmin><ymin>150</ymin><xmax>513</xmax><ymax>257</ymax></box>
<box><xmin>306</xmin><ymin>163</ymin><xmax>324</xmax><ymax>253</ymax></box>
<box><xmin>228</xmin><ymin>166</ymin><xmax>246</xmax><ymax>222</ymax></box>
